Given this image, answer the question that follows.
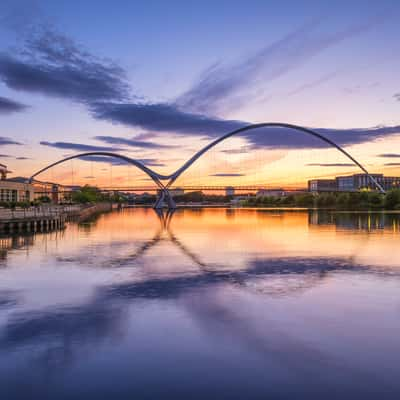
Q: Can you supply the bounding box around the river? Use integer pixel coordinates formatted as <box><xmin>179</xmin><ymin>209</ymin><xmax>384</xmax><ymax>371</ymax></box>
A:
<box><xmin>0</xmin><ymin>208</ymin><xmax>399</xmax><ymax>399</ymax></box>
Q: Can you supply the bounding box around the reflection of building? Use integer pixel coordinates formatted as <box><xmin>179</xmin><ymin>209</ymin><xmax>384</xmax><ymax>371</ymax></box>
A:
<box><xmin>225</xmin><ymin>186</ymin><xmax>235</xmax><ymax>196</ymax></box>
<box><xmin>309</xmin><ymin>173</ymin><xmax>400</xmax><ymax>192</ymax></box>
<box><xmin>309</xmin><ymin>210</ymin><xmax>400</xmax><ymax>232</ymax></box>
<box><xmin>0</xmin><ymin>166</ymin><xmax>34</xmax><ymax>203</ymax></box>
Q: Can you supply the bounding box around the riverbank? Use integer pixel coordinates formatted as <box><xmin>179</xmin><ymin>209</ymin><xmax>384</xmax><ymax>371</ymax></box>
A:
<box><xmin>0</xmin><ymin>202</ymin><xmax>116</xmax><ymax>234</ymax></box>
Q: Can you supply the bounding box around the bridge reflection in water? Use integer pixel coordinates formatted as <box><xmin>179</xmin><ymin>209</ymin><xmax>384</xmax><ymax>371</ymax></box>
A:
<box><xmin>0</xmin><ymin>208</ymin><xmax>400</xmax><ymax>398</ymax></box>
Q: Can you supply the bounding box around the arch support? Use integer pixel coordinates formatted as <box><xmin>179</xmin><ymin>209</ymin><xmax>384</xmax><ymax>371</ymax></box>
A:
<box><xmin>28</xmin><ymin>152</ymin><xmax>174</xmax><ymax>208</ymax></box>
<box><xmin>29</xmin><ymin>123</ymin><xmax>385</xmax><ymax>210</ymax></box>
<box><xmin>166</xmin><ymin>123</ymin><xmax>385</xmax><ymax>193</ymax></box>
<box><xmin>154</xmin><ymin>189</ymin><xmax>176</xmax><ymax>209</ymax></box>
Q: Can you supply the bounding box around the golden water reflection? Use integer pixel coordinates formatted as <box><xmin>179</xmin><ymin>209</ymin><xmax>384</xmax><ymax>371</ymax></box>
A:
<box><xmin>0</xmin><ymin>208</ymin><xmax>400</xmax><ymax>398</ymax></box>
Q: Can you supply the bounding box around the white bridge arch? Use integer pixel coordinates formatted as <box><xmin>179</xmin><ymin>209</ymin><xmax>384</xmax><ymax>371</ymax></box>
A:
<box><xmin>29</xmin><ymin>123</ymin><xmax>385</xmax><ymax>208</ymax></box>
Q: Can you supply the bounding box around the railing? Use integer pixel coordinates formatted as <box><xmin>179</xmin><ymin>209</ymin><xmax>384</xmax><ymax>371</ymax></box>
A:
<box><xmin>0</xmin><ymin>204</ymin><xmax>82</xmax><ymax>220</ymax></box>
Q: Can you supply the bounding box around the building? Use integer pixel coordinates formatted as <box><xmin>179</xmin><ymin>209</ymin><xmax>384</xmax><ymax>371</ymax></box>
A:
<box><xmin>7</xmin><ymin>177</ymin><xmax>72</xmax><ymax>204</ymax></box>
<box><xmin>225</xmin><ymin>186</ymin><xmax>235</xmax><ymax>196</ymax></box>
<box><xmin>0</xmin><ymin>167</ymin><xmax>34</xmax><ymax>203</ymax></box>
<box><xmin>380</xmin><ymin>176</ymin><xmax>400</xmax><ymax>191</ymax></box>
<box><xmin>308</xmin><ymin>179</ymin><xmax>337</xmax><ymax>193</ymax></box>
<box><xmin>336</xmin><ymin>174</ymin><xmax>385</xmax><ymax>192</ymax></box>
<box><xmin>0</xmin><ymin>180</ymin><xmax>34</xmax><ymax>203</ymax></box>
<box><xmin>308</xmin><ymin>173</ymin><xmax>400</xmax><ymax>193</ymax></box>
<box><xmin>256</xmin><ymin>188</ymin><xmax>286</xmax><ymax>198</ymax></box>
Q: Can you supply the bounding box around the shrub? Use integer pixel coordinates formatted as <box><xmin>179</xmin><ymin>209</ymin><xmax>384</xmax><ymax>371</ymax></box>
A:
<box><xmin>295</xmin><ymin>193</ymin><xmax>315</xmax><ymax>207</ymax></box>
<box><xmin>384</xmin><ymin>189</ymin><xmax>400</xmax><ymax>210</ymax></box>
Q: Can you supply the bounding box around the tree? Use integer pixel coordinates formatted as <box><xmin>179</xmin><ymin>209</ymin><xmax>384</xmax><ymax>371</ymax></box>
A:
<box><xmin>384</xmin><ymin>189</ymin><xmax>400</xmax><ymax>210</ymax></box>
<box><xmin>367</xmin><ymin>192</ymin><xmax>383</xmax><ymax>208</ymax></box>
<box><xmin>337</xmin><ymin>193</ymin><xmax>350</xmax><ymax>209</ymax></box>
<box><xmin>316</xmin><ymin>193</ymin><xmax>337</xmax><ymax>208</ymax></box>
<box><xmin>295</xmin><ymin>193</ymin><xmax>315</xmax><ymax>207</ymax></box>
<box><xmin>36</xmin><ymin>195</ymin><xmax>51</xmax><ymax>203</ymax></box>
<box><xmin>71</xmin><ymin>185</ymin><xmax>103</xmax><ymax>204</ymax></box>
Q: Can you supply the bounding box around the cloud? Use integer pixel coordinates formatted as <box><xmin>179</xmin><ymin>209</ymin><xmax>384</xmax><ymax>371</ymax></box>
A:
<box><xmin>0</xmin><ymin>29</ymin><xmax>130</xmax><ymax>104</ymax></box>
<box><xmin>176</xmin><ymin>18</ymin><xmax>384</xmax><ymax>114</ymax></box>
<box><xmin>394</xmin><ymin>93</ymin><xmax>400</xmax><ymax>101</ymax></box>
<box><xmin>91</xmin><ymin>102</ymin><xmax>244</xmax><ymax>136</ymax></box>
<box><xmin>210</xmin><ymin>173</ymin><xmax>245</xmax><ymax>177</ymax></box>
<box><xmin>92</xmin><ymin>101</ymin><xmax>400</xmax><ymax>149</ymax></box>
<box><xmin>40</xmin><ymin>141</ymin><xmax>124</xmax><ymax>152</ymax></box>
<box><xmin>378</xmin><ymin>153</ymin><xmax>400</xmax><ymax>158</ymax></box>
<box><xmin>384</xmin><ymin>163</ymin><xmax>400</xmax><ymax>166</ymax></box>
<box><xmin>220</xmin><ymin>147</ymin><xmax>252</xmax><ymax>155</ymax></box>
<box><xmin>1</xmin><ymin>19</ymin><xmax>397</xmax><ymax>155</ymax></box>
<box><xmin>78</xmin><ymin>154</ymin><xmax>165</xmax><ymax>167</ymax></box>
<box><xmin>244</xmin><ymin>125</ymin><xmax>400</xmax><ymax>149</ymax></box>
<box><xmin>306</xmin><ymin>163</ymin><xmax>355</xmax><ymax>167</ymax></box>
<box><xmin>0</xmin><ymin>154</ymin><xmax>31</xmax><ymax>160</ymax></box>
<box><xmin>287</xmin><ymin>71</ymin><xmax>338</xmax><ymax>96</ymax></box>
<box><xmin>0</xmin><ymin>96</ymin><xmax>28</xmax><ymax>114</ymax></box>
<box><xmin>93</xmin><ymin>135</ymin><xmax>176</xmax><ymax>149</ymax></box>
<box><xmin>0</xmin><ymin>136</ymin><xmax>22</xmax><ymax>146</ymax></box>
<box><xmin>137</xmin><ymin>159</ymin><xmax>165</xmax><ymax>167</ymax></box>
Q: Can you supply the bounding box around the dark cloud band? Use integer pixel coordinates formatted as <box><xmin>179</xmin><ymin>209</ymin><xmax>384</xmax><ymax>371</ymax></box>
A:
<box><xmin>306</xmin><ymin>163</ymin><xmax>355</xmax><ymax>167</ymax></box>
<box><xmin>378</xmin><ymin>153</ymin><xmax>400</xmax><ymax>158</ymax></box>
<box><xmin>0</xmin><ymin>136</ymin><xmax>22</xmax><ymax>146</ymax></box>
<box><xmin>0</xmin><ymin>96</ymin><xmax>28</xmax><ymax>114</ymax></box>
<box><xmin>40</xmin><ymin>141</ymin><xmax>124</xmax><ymax>152</ymax></box>
<box><xmin>92</xmin><ymin>101</ymin><xmax>400</xmax><ymax>149</ymax></box>
<box><xmin>94</xmin><ymin>135</ymin><xmax>176</xmax><ymax>149</ymax></box>
<box><xmin>78</xmin><ymin>155</ymin><xmax>165</xmax><ymax>167</ymax></box>
<box><xmin>210</xmin><ymin>173</ymin><xmax>246</xmax><ymax>177</ymax></box>
<box><xmin>0</xmin><ymin>28</ymin><xmax>130</xmax><ymax>104</ymax></box>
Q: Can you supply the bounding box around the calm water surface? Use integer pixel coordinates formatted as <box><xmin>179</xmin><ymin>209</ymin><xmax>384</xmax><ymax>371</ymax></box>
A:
<box><xmin>0</xmin><ymin>208</ymin><xmax>399</xmax><ymax>399</ymax></box>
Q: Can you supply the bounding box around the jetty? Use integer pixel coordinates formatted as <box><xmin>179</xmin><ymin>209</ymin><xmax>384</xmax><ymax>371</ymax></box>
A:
<box><xmin>0</xmin><ymin>203</ymin><xmax>113</xmax><ymax>234</ymax></box>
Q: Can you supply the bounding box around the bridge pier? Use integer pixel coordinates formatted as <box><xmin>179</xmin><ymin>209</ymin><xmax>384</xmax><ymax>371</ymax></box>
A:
<box><xmin>154</xmin><ymin>189</ymin><xmax>176</xmax><ymax>209</ymax></box>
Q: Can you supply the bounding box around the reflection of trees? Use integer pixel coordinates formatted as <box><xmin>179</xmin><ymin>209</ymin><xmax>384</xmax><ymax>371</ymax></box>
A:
<box><xmin>309</xmin><ymin>210</ymin><xmax>400</xmax><ymax>232</ymax></box>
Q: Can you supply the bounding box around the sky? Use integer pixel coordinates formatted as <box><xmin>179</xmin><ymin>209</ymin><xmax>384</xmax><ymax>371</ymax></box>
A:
<box><xmin>0</xmin><ymin>0</ymin><xmax>400</xmax><ymax>188</ymax></box>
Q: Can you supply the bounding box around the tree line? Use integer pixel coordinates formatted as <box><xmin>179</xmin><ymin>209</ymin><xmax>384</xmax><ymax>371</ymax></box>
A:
<box><xmin>242</xmin><ymin>189</ymin><xmax>400</xmax><ymax>210</ymax></box>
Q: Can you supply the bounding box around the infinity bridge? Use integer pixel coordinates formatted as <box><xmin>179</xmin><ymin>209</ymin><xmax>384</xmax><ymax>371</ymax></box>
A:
<box><xmin>29</xmin><ymin>123</ymin><xmax>385</xmax><ymax>209</ymax></box>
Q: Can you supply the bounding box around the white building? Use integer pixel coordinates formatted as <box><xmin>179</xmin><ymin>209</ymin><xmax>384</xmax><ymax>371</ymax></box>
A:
<box><xmin>0</xmin><ymin>166</ymin><xmax>34</xmax><ymax>203</ymax></box>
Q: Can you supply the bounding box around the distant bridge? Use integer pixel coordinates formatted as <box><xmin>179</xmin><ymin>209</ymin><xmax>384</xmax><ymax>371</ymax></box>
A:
<box><xmin>34</xmin><ymin>185</ymin><xmax>308</xmax><ymax>194</ymax></box>
<box><xmin>30</xmin><ymin>122</ymin><xmax>386</xmax><ymax>208</ymax></box>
